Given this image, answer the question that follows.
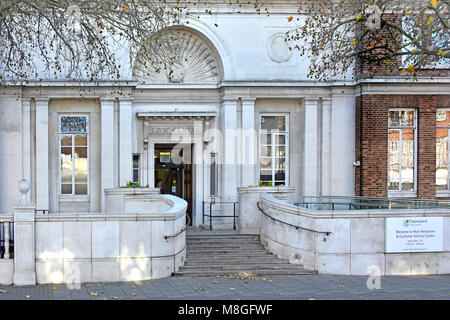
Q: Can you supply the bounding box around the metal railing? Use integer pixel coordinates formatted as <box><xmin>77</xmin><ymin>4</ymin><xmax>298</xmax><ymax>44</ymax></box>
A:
<box><xmin>164</xmin><ymin>213</ymin><xmax>189</xmax><ymax>240</ymax></box>
<box><xmin>0</xmin><ymin>222</ymin><xmax>14</xmax><ymax>259</ymax></box>
<box><xmin>257</xmin><ymin>202</ymin><xmax>331</xmax><ymax>235</ymax></box>
<box><xmin>295</xmin><ymin>196</ymin><xmax>450</xmax><ymax>211</ymax></box>
<box><xmin>202</xmin><ymin>201</ymin><xmax>238</xmax><ymax>230</ymax></box>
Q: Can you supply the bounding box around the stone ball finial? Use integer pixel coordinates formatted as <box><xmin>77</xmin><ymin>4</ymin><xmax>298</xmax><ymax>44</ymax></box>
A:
<box><xmin>18</xmin><ymin>179</ymin><xmax>30</xmax><ymax>203</ymax></box>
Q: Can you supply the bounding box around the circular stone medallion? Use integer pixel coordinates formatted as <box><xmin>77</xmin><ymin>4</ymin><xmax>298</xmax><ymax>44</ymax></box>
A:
<box><xmin>267</xmin><ymin>33</ymin><xmax>292</xmax><ymax>63</ymax></box>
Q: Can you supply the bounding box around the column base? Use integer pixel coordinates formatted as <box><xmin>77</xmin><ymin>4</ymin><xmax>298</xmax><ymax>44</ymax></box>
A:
<box><xmin>14</xmin><ymin>271</ymin><xmax>36</xmax><ymax>286</ymax></box>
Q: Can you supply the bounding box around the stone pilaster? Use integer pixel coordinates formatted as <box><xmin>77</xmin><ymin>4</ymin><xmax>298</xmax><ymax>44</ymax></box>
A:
<box><xmin>119</xmin><ymin>99</ymin><xmax>133</xmax><ymax>187</ymax></box>
<box><xmin>35</xmin><ymin>98</ymin><xmax>49</xmax><ymax>210</ymax></box>
<box><xmin>13</xmin><ymin>202</ymin><xmax>36</xmax><ymax>286</ymax></box>
<box><xmin>100</xmin><ymin>99</ymin><xmax>115</xmax><ymax>212</ymax></box>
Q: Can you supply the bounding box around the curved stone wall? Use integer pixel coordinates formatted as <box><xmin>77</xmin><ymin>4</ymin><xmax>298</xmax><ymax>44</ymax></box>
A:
<box><xmin>260</xmin><ymin>194</ymin><xmax>450</xmax><ymax>275</ymax></box>
<box><xmin>34</xmin><ymin>195</ymin><xmax>187</xmax><ymax>284</ymax></box>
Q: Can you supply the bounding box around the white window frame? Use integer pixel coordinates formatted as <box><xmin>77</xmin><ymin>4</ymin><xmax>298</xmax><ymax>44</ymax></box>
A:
<box><xmin>58</xmin><ymin>114</ymin><xmax>89</xmax><ymax>196</ymax></box>
<box><xmin>132</xmin><ymin>153</ymin><xmax>140</xmax><ymax>183</ymax></box>
<box><xmin>387</xmin><ymin>108</ymin><xmax>417</xmax><ymax>198</ymax></box>
<box><xmin>436</xmin><ymin>108</ymin><xmax>450</xmax><ymax>197</ymax></box>
<box><xmin>258</xmin><ymin>113</ymin><xmax>289</xmax><ymax>186</ymax></box>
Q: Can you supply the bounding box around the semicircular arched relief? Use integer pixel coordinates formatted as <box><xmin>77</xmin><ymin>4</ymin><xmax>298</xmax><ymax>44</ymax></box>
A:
<box><xmin>132</xmin><ymin>29</ymin><xmax>222</xmax><ymax>84</ymax></box>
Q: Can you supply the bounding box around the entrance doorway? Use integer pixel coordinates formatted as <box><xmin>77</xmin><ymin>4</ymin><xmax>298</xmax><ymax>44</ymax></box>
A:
<box><xmin>154</xmin><ymin>144</ymin><xmax>193</xmax><ymax>225</ymax></box>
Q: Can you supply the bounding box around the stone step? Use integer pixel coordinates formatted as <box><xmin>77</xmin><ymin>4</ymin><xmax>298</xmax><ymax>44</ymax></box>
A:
<box><xmin>186</xmin><ymin>253</ymin><xmax>277</xmax><ymax>260</ymax></box>
<box><xmin>187</xmin><ymin>237</ymin><xmax>261</xmax><ymax>241</ymax></box>
<box><xmin>173</xmin><ymin>269</ymin><xmax>316</xmax><ymax>277</ymax></box>
<box><xmin>181</xmin><ymin>231</ymin><xmax>316</xmax><ymax>277</ymax></box>
<box><xmin>185</xmin><ymin>258</ymin><xmax>288</xmax><ymax>265</ymax></box>
<box><xmin>186</xmin><ymin>249</ymin><xmax>269</xmax><ymax>255</ymax></box>
<box><xmin>187</xmin><ymin>235</ymin><xmax>260</xmax><ymax>240</ymax></box>
<box><xmin>187</xmin><ymin>241</ymin><xmax>262</xmax><ymax>246</ymax></box>
<box><xmin>179</xmin><ymin>263</ymin><xmax>304</xmax><ymax>271</ymax></box>
<box><xmin>186</xmin><ymin>244</ymin><xmax>264</xmax><ymax>250</ymax></box>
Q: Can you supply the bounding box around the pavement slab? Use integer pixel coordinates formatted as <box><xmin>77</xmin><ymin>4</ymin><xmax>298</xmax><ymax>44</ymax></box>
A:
<box><xmin>0</xmin><ymin>274</ymin><xmax>448</xmax><ymax>300</ymax></box>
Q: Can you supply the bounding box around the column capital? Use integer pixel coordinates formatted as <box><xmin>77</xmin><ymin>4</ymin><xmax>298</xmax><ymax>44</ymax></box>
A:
<box><xmin>303</xmin><ymin>97</ymin><xmax>321</xmax><ymax>105</ymax></box>
<box><xmin>118</xmin><ymin>97</ymin><xmax>134</xmax><ymax>102</ymax></box>
<box><xmin>100</xmin><ymin>97</ymin><xmax>116</xmax><ymax>104</ymax></box>
<box><xmin>222</xmin><ymin>98</ymin><xmax>239</xmax><ymax>104</ymax></box>
<box><xmin>241</xmin><ymin>99</ymin><xmax>256</xmax><ymax>106</ymax></box>
<box><xmin>34</xmin><ymin>97</ymin><xmax>49</xmax><ymax>106</ymax></box>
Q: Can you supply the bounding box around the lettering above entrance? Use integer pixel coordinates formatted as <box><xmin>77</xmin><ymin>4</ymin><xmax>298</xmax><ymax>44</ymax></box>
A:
<box><xmin>132</xmin><ymin>28</ymin><xmax>222</xmax><ymax>84</ymax></box>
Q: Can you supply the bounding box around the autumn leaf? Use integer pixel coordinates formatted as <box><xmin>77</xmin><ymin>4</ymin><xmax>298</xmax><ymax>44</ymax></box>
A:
<box><xmin>430</xmin><ymin>0</ymin><xmax>438</xmax><ymax>7</ymax></box>
<box><xmin>124</xmin><ymin>5</ymin><xmax>129</xmax><ymax>12</ymax></box>
<box><xmin>352</xmin><ymin>40</ymin><xmax>357</xmax><ymax>46</ymax></box>
<box><xmin>356</xmin><ymin>14</ymin><xmax>363</xmax><ymax>20</ymax></box>
<box><xmin>287</xmin><ymin>16</ymin><xmax>293</xmax><ymax>22</ymax></box>
<box><xmin>438</xmin><ymin>49</ymin><xmax>447</xmax><ymax>56</ymax></box>
<box><xmin>370</xmin><ymin>42</ymin><xmax>376</xmax><ymax>48</ymax></box>
<box><xmin>427</xmin><ymin>17</ymin><xmax>435</xmax><ymax>25</ymax></box>
<box><xmin>405</xmin><ymin>9</ymin><xmax>411</xmax><ymax>15</ymax></box>
<box><xmin>408</xmin><ymin>65</ymin><xmax>415</xmax><ymax>73</ymax></box>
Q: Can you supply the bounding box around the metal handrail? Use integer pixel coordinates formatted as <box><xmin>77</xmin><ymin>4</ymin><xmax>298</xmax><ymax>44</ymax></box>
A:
<box><xmin>164</xmin><ymin>227</ymin><xmax>186</xmax><ymax>240</ymax></box>
<box><xmin>257</xmin><ymin>202</ymin><xmax>331</xmax><ymax>235</ymax></box>
<box><xmin>164</xmin><ymin>214</ymin><xmax>189</xmax><ymax>240</ymax></box>
<box><xmin>202</xmin><ymin>201</ymin><xmax>238</xmax><ymax>230</ymax></box>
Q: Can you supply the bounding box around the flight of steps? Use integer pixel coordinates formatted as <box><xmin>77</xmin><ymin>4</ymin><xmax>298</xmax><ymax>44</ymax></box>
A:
<box><xmin>173</xmin><ymin>232</ymin><xmax>316</xmax><ymax>277</ymax></box>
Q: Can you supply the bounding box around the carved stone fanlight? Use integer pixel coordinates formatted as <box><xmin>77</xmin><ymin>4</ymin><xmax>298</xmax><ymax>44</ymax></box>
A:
<box><xmin>133</xmin><ymin>29</ymin><xmax>221</xmax><ymax>84</ymax></box>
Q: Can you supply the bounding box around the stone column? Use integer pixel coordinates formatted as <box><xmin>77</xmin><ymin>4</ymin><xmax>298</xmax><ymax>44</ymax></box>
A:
<box><xmin>321</xmin><ymin>99</ymin><xmax>332</xmax><ymax>196</ymax></box>
<box><xmin>221</xmin><ymin>100</ymin><xmax>238</xmax><ymax>202</ymax></box>
<box><xmin>22</xmin><ymin>98</ymin><xmax>32</xmax><ymax>203</ymax></box>
<box><xmin>100</xmin><ymin>99</ymin><xmax>115</xmax><ymax>212</ymax></box>
<box><xmin>303</xmin><ymin>99</ymin><xmax>320</xmax><ymax>197</ymax></box>
<box><xmin>193</xmin><ymin>120</ymin><xmax>204</xmax><ymax>227</ymax></box>
<box><xmin>35</xmin><ymin>98</ymin><xmax>49</xmax><ymax>210</ymax></box>
<box><xmin>13</xmin><ymin>179</ymin><xmax>36</xmax><ymax>286</ymax></box>
<box><xmin>148</xmin><ymin>140</ymin><xmax>155</xmax><ymax>189</ymax></box>
<box><xmin>241</xmin><ymin>99</ymin><xmax>256</xmax><ymax>187</ymax></box>
<box><xmin>330</xmin><ymin>89</ymin><xmax>355</xmax><ymax>196</ymax></box>
<box><xmin>119</xmin><ymin>99</ymin><xmax>133</xmax><ymax>187</ymax></box>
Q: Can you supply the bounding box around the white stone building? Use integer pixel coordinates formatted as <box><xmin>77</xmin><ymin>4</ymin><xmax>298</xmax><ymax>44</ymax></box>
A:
<box><xmin>0</xmin><ymin>3</ymin><xmax>356</xmax><ymax>228</ymax></box>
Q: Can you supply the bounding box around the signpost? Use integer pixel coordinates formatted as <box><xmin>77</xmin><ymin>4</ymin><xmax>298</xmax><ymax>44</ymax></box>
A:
<box><xmin>385</xmin><ymin>217</ymin><xmax>443</xmax><ymax>253</ymax></box>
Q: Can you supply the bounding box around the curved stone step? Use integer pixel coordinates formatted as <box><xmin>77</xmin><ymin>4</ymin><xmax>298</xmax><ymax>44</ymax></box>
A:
<box><xmin>173</xmin><ymin>269</ymin><xmax>316</xmax><ymax>277</ymax></box>
<box><xmin>185</xmin><ymin>257</ymin><xmax>287</xmax><ymax>264</ymax></box>
<box><xmin>179</xmin><ymin>263</ymin><xmax>304</xmax><ymax>271</ymax></box>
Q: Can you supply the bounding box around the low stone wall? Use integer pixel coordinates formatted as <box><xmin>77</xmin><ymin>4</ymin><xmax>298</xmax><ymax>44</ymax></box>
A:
<box><xmin>34</xmin><ymin>195</ymin><xmax>187</xmax><ymax>284</ymax></box>
<box><xmin>4</xmin><ymin>194</ymin><xmax>187</xmax><ymax>286</ymax></box>
<box><xmin>237</xmin><ymin>186</ymin><xmax>295</xmax><ymax>234</ymax></box>
<box><xmin>260</xmin><ymin>194</ymin><xmax>450</xmax><ymax>275</ymax></box>
<box><xmin>104</xmin><ymin>187</ymin><xmax>161</xmax><ymax>214</ymax></box>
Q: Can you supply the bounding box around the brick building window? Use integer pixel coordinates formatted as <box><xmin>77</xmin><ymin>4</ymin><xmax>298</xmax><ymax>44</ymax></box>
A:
<box><xmin>436</xmin><ymin>109</ymin><xmax>450</xmax><ymax>192</ymax></box>
<box><xmin>388</xmin><ymin>109</ymin><xmax>416</xmax><ymax>195</ymax></box>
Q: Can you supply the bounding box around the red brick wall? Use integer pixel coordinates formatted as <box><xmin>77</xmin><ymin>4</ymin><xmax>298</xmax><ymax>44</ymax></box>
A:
<box><xmin>355</xmin><ymin>94</ymin><xmax>450</xmax><ymax>199</ymax></box>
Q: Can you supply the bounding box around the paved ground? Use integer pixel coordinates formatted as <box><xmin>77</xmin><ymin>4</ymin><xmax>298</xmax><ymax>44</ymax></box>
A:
<box><xmin>0</xmin><ymin>274</ymin><xmax>449</xmax><ymax>300</ymax></box>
